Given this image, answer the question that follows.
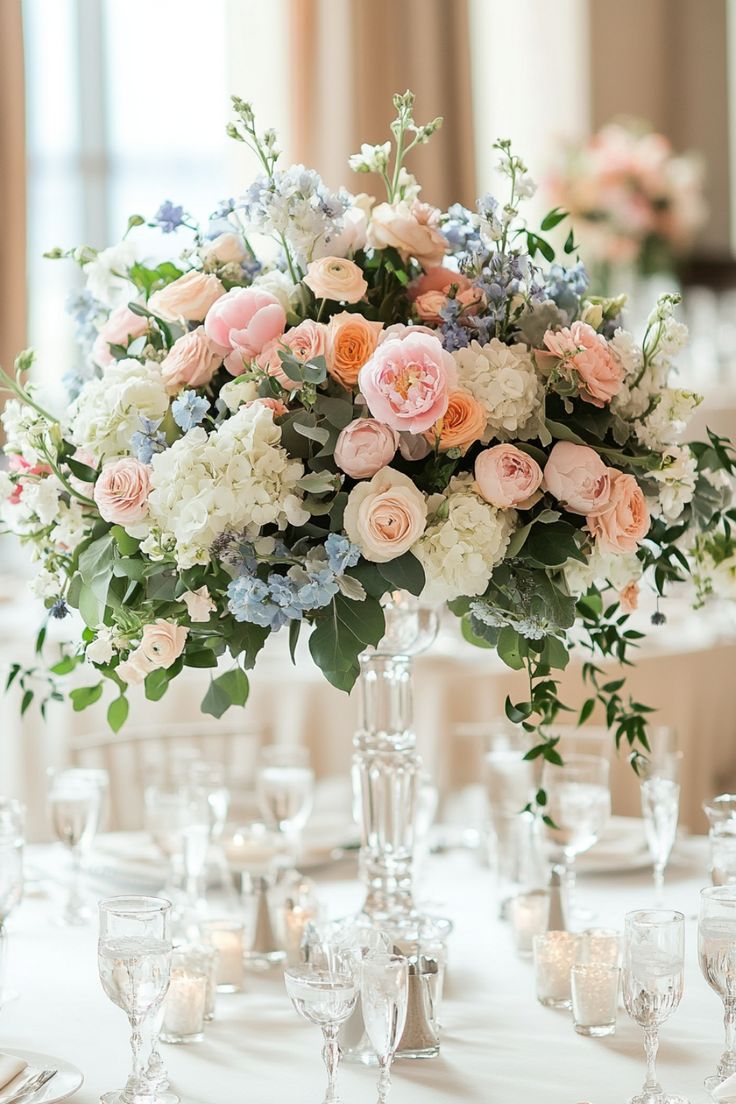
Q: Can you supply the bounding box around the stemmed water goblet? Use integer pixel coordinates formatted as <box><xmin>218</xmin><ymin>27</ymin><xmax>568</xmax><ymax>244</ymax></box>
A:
<box><xmin>0</xmin><ymin>799</ymin><xmax>23</xmax><ymax>1005</ymax></box>
<box><xmin>640</xmin><ymin>762</ymin><xmax>680</xmax><ymax>908</ymax></box>
<box><xmin>361</xmin><ymin>954</ymin><xmax>408</xmax><ymax>1104</ymax></box>
<box><xmin>284</xmin><ymin>946</ymin><xmax>359</xmax><ymax>1104</ymax></box>
<box><xmin>98</xmin><ymin>896</ymin><xmax>174</xmax><ymax>1104</ymax></box>
<box><xmin>542</xmin><ymin>755</ymin><xmax>610</xmax><ymax>922</ymax></box>
<box><xmin>698</xmin><ymin>885</ymin><xmax>736</xmax><ymax>1094</ymax></box>
<box><xmin>622</xmin><ymin>909</ymin><xmax>689</xmax><ymax>1104</ymax></box>
<box><xmin>257</xmin><ymin>745</ymin><xmax>315</xmax><ymax>867</ymax></box>
<box><xmin>48</xmin><ymin>767</ymin><xmax>106</xmax><ymax>924</ymax></box>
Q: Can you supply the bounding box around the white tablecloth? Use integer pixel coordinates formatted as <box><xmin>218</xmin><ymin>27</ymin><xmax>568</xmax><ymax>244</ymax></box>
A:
<box><xmin>1</xmin><ymin>834</ymin><xmax>730</xmax><ymax>1103</ymax></box>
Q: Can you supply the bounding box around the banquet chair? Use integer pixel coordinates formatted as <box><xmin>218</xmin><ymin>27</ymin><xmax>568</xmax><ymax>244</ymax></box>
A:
<box><xmin>69</xmin><ymin>720</ymin><xmax>265</xmax><ymax>831</ymax></box>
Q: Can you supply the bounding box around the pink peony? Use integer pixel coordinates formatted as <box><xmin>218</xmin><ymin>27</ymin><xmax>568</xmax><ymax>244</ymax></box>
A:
<box><xmin>475</xmin><ymin>444</ymin><xmax>543</xmax><ymax>508</ymax></box>
<box><xmin>92</xmin><ymin>305</ymin><xmax>149</xmax><ymax>367</ymax></box>
<box><xmin>204</xmin><ymin>287</ymin><xmax>286</xmax><ymax>375</ymax></box>
<box><xmin>358</xmin><ymin>332</ymin><xmax>457</xmax><ymax>435</ymax></box>
<box><xmin>543</xmin><ymin>321</ymin><xmax>624</xmax><ymax>407</ymax></box>
<box><xmin>543</xmin><ymin>442</ymin><xmax>611</xmax><ymax>517</ymax></box>
<box><xmin>334</xmin><ymin>418</ymin><xmax>399</xmax><ymax>479</ymax></box>
<box><xmin>586</xmin><ymin>469</ymin><xmax>650</xmax><ymax>553</ymax></box>
<box><xmin>93</xmin><ymin>458</ymin><xmax>151</xmax><ymax>526</ymax></box>
<box><xmin>160</xmin><ymin>327</ymin><xmax>224</xmax><ymax>393</ymax></box>
<box><xmin>367</xmin><ymin>200</ymin><xmax>447</xmax><ymax>269</ymax></box>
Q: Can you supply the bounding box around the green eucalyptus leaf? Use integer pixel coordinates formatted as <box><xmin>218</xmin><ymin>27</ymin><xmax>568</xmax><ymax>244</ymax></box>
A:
<box><xmin>376</xmin><ymin>553</ymin><xmax>425</xmax><ymax>597</ymax></box>
<box><xmin>107</xmin><ymin>695</ymin><xmax>129</xmax><ymax>733</ymax></box>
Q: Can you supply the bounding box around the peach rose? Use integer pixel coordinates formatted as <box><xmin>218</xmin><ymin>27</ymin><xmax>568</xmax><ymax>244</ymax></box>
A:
<box><xmin>117</xmin><ymin>650</ymin><xmax>155</xmax><ymax>685</ymax></box>
<box><xmin>139</xmin><ymin>619</ymin><xmax>189</xmax><ymax>668</ymax></box>
<box><xmin>409</xmin><ymin>266</ymin><xmax>483</xmax><ymax>324</ymax></box>
<box><xmin>619</xmin><ymin>580</ymin><xmax>640</xmax><ymax>613</ymax></box>
<box><xmin>543</xmin><ymin>321</ymin><xmax>624</xmax><ymax>407</ymax></box>
<box><xmin>148</xmin><ymin>271</ymin><xmax>225</xmax><ymax>323</ymax></box>
<box><xmin>204</xmin><ymin>287</ymin><xmax>286</xmax><ymax>375</ymax></box>
<box><xmin>93</xmin><ymin>458</ymin><xmax>150</xmax><ymax>525</ymax></box>
<box><xmin>160</xmin><ymin>327</ymin><xmax>223</xmax><ymax>393</ymax></box>
<box><xmin>303</xmin><ymin>257</ymin><xmax>368</xmax><ymax>303</ymax></box>
<box><xmin>475</xmin><ymin>444</ymin><xmax>544</xmax><ymax>508</ymax></box>
<box><xmin>344</xmin><ymin>466</ymin><xmax>427</xmax><ymax>562</ymax></box>
<box><xmin>326</xmin><ymin>312</ymin><xmax>383</xmax><ymax>390</ymax></box>
<box><xmin>426</xmin><ymin>390</ymin><xmax>486</xmax><ymax>452</ymax></box>
<box><xmin>334</xmin><ymin>419</ymin><xmax>399</xmax><ymax>479</ymax></box>
<box><xmin>367</xmin><ymin>199</ymin><xmax>447</xmax><ymax>269</ymax></box>
<box><xmin>92</xmin><ymin>305</ymin><xmax>149</xmax><ymax>366</ymax></box>
<box><xmin>586</xmin><ymin>469</ymin><xmax>650</xmax><ymax>553</ymax></box>
<box><xmin>543</xmin><ymin>442</ymin><xmax>611</xmax><ymax>516</ymax></box>
<box><xmin>358</xmin><ymin>331</ymin><xmax>457</xmax><ymax>434</ymax></box>
<box><xmin>200</xmin><ymin>232</ymin><xmax>247</xmax><ymax>267</ymax></box>
<box><xmin>257</xmin><ymin>319</ymin><xmax>327</xmax><ymax>390</ymax></box>
<box><xmin>245</xmin><ymin>397</ymin><xmax>289</xmax><ymax>417</ymax></box>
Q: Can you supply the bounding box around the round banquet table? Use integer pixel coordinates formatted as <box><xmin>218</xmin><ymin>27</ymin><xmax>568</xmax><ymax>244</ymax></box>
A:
<box><xmin>2</xmin><ymin>833</ymin><xmax>730</xmax><ymax>1104</ymax></box>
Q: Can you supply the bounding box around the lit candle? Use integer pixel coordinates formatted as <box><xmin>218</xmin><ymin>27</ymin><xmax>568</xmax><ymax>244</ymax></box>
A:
<box><xmin>202</xmin><ymin>920</ymin><xmax>245</xmax><ymax>992</ymax></box>
<box><xmin>510</xmin><ymin>890</ymin><xmax>550</xmax><ymax>956</ymax></box>
<box><xmin>283</xmin><ymin>904</ymin><xmax>315</xmax><ymax>965</ymax></box>
<box><xmin>223</xmin><ymin>826</ymin><xmax>280</xmax><ymax>874</ymax></box>
<box><xmin>160</xmin><ymin>969</ymin><xmax>207</xmax><ymax>1043</ymax></box>
<box><xmin>571</xmin><ymin>964</ymin><xmax>619</xmax><ymax>1036</ymax></box>
<box><xmin>533</xmin><ymin>931</ymin><xmax>579</xmax><ymax>1008</ymax></box>
<box><xmin>184</xmin><ymin>943</ymin><xmax>219</xmax><ymax>1022</ymax></box>
<box><xmin>580</xmin><ymin>928</ymin><xmax>621</xmax><ymax>967</ymax></box>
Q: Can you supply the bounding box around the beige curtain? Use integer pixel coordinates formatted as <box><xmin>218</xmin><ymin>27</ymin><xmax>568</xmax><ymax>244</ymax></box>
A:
<box><xmin>290</xmin><ymin>0</ymin><xmax>476</xmax><ymax>209</ymax></box>
<box><xmin>0</xmin><ymin>0</ymin><xmax>26</xmax><ymax>379</ymax></box>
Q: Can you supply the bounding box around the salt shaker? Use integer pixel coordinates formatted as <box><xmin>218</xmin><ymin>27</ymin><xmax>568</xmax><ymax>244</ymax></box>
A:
<box><xmin>546</xmin><ymin>866</ymin><xmax>567</xmax><ymax>932</ymax></box>
<box><xmin>244</xmin><ymin>875</ymin><xmax>284</xmax><ymax>967</ymax></box>
<box><xmin>396</xmin><ymin>955</ymin><xmax>439</xmax><ymax>1058</ymax></box>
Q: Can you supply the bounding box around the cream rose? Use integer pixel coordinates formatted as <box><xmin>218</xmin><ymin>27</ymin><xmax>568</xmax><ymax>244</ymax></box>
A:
<box><xmin>148</xmin><ymin>271</ymin><xmax>225</xmax><ymax>323</ymax></box>
<box><xmin>139</xmin><ymin>620</ymin><xmax>189</xmax><ymax>668</ymax></box>
<box><xmin>334</xmin><ymin>419</ymin><xmax>399</xmax><ymax>479</ymax></box>
<box><xmin>200</xmin><ymin>232</ymin><xmax>247</xmax><ymax>267</ymax></box>
<box><xmin>475</xmin><ymin>444</ymin><xmax>543</xmax><ymax>508</ymax></box>
<box><xmin>543</xmin><ymin>442</ymin><xmax>611</xmax><ymax>517</ymax></box>
<box><xmin>367</xmin><ymin>199</ymin><xmax>447</xmax><ymax>269</ymax></box>
<box><xmin>586</xmin><ymin>470</ymin><xmax>650</xmax><ymax>553</ymax></box>
<box><xmin>160</xmin><ymin>327</ymin><xmax>223</xmax><ymax>393</ymax></box>
<box><xmin>303</xmin><ymin>257</ymin><xmax>368</xmax><ymax>303</ymax></box>
<box><xmin>93</xmin><ymin>458</ymin><xmax>151</xmax><ymax>525</ymax></box>
<box><xmin>343</xmin><ymin>466</ymin><xmax>427</xmax><ymax>562</ymax></box>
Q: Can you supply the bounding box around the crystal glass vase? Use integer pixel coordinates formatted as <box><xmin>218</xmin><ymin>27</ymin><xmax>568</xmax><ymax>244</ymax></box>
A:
<box><xmin>353</xmin><ymin>592</ymin><xmax>439</xmax><ymax>931</ymax></box>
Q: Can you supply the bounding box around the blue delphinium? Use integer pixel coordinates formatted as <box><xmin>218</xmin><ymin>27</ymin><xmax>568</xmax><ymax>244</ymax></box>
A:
<box><xmin>227</xmin><ymin>575</ymin><xmax>276</xmax><ymax>629</ymax></box>
<box><xmin>544</xmin><ymin>261</ymin><xmax>589</xmax><ymax>323</ymax></box>
<box><xmin>324</xmin><ymin>533</ymin><xmax>360</xmax><ymax>575</ymax></box>
<box><xmin>442</xmin><ymin>203</ymin><xmax>483</xmax><ymax>254</ymax></box>
<box><xmin>172</xmin><ymin>391</ymin><xmax>209</xmax><ymax>432</ymax></box>
<box><xmin>131</xmin><ymin>416</ymin><xmax>166</xmax><ymax>463</ymax></box>
<box><xmin>154</xmin><ymin>200</ymin><xmax>185</xmax><ymax>234</ymax></box>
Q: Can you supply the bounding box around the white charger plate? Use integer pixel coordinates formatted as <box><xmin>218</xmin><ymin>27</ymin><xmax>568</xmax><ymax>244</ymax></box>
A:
<box><xmin>576</xmin><ymin>815</ymin><xmax>686</xmax><ymax>876</ymax></box>
<box><xmin>0</xmin><ymin>1051</ymin><xmax>83</xmax><ymax>1104</ymax></box>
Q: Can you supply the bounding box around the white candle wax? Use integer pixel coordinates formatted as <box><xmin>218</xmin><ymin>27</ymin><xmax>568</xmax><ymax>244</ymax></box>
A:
<box><xmin>284</xmin><ymin>905</ymin><xmax>315</xmax><ymax>964</ymax></box>
<box><xmin>162</xmin><ymin>970</ymin><xmax>207</xmax><ymax>1037</ymax></box>
<box><xmin>571</xmin><ymin>964</ymin><xmax>619</xmax><ymax>1035</ymax></box>
<box><xmin>203</xmin><ymin>923</ymin><xmax>245</xmax><ymax>991</ymax></box>
<box><xmin>223</xmin><ymin>834</ymin><xmax>279</xmax><ymax>874</ymax></box>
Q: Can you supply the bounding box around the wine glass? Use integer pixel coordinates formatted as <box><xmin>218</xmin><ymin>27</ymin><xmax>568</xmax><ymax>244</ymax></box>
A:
<box><xmin>622</xmin><ymin>909</ymin><xmax>689</xmax><ymax>1104</ymax></box>
<box><xmin>187</xmin><ymin>761</ymin><xmax>230</xmax><ymax>843</ymax></box>
<box><xmin>48</xmin><ymin>768</ymin><xmax>105</xmax><ymax>924</ymax></box>
<box><xmin>361</xmin><ymin>954</ymin><xmax>408</xmax><ymax>1104</ymax></box>
<box><xmin>542</xmin><ymin>755</ymin><xmax>610</xmax><ymax>921</ymax></box>
<box><xmin>698</xmin><ymin>885</ymin><xmax>736</xmax><ymax>1093</ymax></box>
<box><xmin>98</xmin><ymin>896</ymin><xmax>174</xmax><ymax>1104</ymax></box>
<box><xmin>641</xmin><ymin>773</ymin><xmax>680</xmax><ymax>907</ymax></box>
<box><xmin>284</xmin><ymin>949</ymin><xmax>359</xmax><ymax>1104</ymax></box>
<box><xmin>256</xmin><ymin>746</ymin><xmax>315</xmax><ymax>865</ymax></box>
<box><xmin>0</xmin><ymin>799</ymin><xmax>23</xmax><ymax>1005</ymax></box>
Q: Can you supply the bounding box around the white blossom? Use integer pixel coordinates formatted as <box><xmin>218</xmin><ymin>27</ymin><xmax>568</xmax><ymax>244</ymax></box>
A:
<box><xmin>86</xmin><ymin>627</ymin><xmax>118</xmax><ymax>666</ymax></box>
<box><xmin>84</xmin><ymin>240</ymin><xmax>139</xmax><ymax>308</ymax></box>
<box><xmin>635</xmin><ymin>388</ymin><xmax>702</xmax><ymax>449</ymax></box>
<box><xmin>564</xmin><ymin>546</ymin><xmax>642</xmax><ymax>598</ymax></box>
<box><xmin>453</xmin><ymin>339</ymin><xmax>544</xmax><ymax>441</ymax></box>
<box><xmin>649</xmin><ymin>446</ymin><xmax>698</xmax><ymax>521</ymax></box>
<box><xmin>348</xmin><ymin>142</ymin><xmax>390</xmax><ymax>174</ymax></box>
<box><xmin>69</xmin><ymin>358</ymin><xmax>169</xmax><ymax>463</ymax></box>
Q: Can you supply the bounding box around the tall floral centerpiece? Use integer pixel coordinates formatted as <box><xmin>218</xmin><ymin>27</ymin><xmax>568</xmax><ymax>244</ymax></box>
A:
<box><xmin>2</xmin><ymin>93</ymin><xmax>734</xmax><ymax>925</ymax></box>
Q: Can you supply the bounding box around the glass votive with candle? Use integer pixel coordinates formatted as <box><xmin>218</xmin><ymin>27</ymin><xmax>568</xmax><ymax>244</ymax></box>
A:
<box><xmin>571</xmin><ymin>964</ymin><xmax>620</xmax><ymax>1036</ymax></box>
<box><xmin>510</xmin><ymin>889</ymin><xmax>550</xmax><ymax>956</ymax></box>
<box><xmin>578</xmin><ymin>928</ymin><xmax>621</xmax><ymax>967</ymax></box>
<box><xmin>160</xmin><ymin>948</ymin><xmax>207</xmax><ymax>1044</ymax></box>
<box><xmin>201</xmin><ymin>919</ymin><xmax>245</xmax><ymax>993</ymax></box>
<box><xmin>184</xmin><ymin>943</ymin><xmax>219</xmax><ymax>1021</ymax></box>
<box><xmin>533</xmin><ymin>931</ymin><xmax>578</xmax><ymax>1008</ymax></box>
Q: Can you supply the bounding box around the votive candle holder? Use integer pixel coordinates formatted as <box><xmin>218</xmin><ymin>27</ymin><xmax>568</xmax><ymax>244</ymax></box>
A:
<box><xmin>533</xmin><ymin>931</ymin><xmax>578</xmax><ymax>1008</ymax></box>
<box><xmin>160</xmin><ymin>949</ymin><xmax>207</xmax><ymax>1044</ymax></box>
<box><xmin>510</xmin><ymin>890</ymin><xmax>550</xmax><ymax>956</ymax></box>
<box><xmin>571</xmin><ymin>964</ymin><xmax>619</xmax><ymax>1037</ymax></box>
<box><xmin>201</xmin><ymin>919</ymin><xmax>245</xmax><ymax>993</ymax></box>
<box><xmin>578</xmin><ymin>928</ymin><xmax>621</xmax><ymax>968</ymax></box>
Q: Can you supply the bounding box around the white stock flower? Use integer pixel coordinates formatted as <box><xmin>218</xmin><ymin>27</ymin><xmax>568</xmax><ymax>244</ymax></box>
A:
<box><xmin>1</xmin><ymin>400</ymin><xmax>47</xmax><ymax>463</ymax></box>
<box><xmin>143</xmin><ymin>403</ymin><xmax>307</xmax><ymax>569</ymax></box>
<box><xmin>51</xmin><ymin>499</ymin><xmax>88</xmax><ymax>551</ymax></box>
<box><xmin>563</xmin><ymin>546</ymin><xmax>642</xmax><ymax>598</ymax></box>
<box><xmin>453</xmin><ymin>339</ymin><xmax>543</xmax><ymax>441</ymax></box>
<box><xmin>21</xmin><ymin>476</ymin><xmax>63</xmax><ymax>526</ymax></box>
<box><xmin>635</xmin><ymin>388</ymin><xmax>702</xmax><ymax>449</ymax></box>
<box><xmin>69</xmin><ymin>358</ymin><xmax>169</xmax><ymax>463</ymax></box>
<box><xmin>28</xmin><ymin>565</ymin><xmax>64</xmax><ymax>601</ymax></box>
<box><xmin>84</xmin><ymin>240</ymin><xmax>139</xmax><ymax>308</ymax></box>
<box><xmin>348</xmin><ymin>142</ymin><xmax>390</xmax><ymax>174</ymax></box>
<box><xmin>86</xmin><ymin>627</ymin><xmax>117</xmax><ymax>665</ymax></box>
<box><xmin>415</xmin><ymin>476</ymin><xmax>514</xmax><ymax>603</ymax></box>
<box><xmin>649</xmin><ymin>446</ymin><xmax>698</xmax><ymax>521</ymax></box>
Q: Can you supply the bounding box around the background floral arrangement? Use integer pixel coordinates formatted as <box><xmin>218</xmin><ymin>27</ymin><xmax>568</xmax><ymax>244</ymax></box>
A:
<box><xmin>1</xmin><ymin>92</ymin><xmax>733</xmax><ymax>775</ymax></box>
<box><xmin>547</xmin><ymin>120</ymin><xmax>707</xmax><ymax>285</ymax></box>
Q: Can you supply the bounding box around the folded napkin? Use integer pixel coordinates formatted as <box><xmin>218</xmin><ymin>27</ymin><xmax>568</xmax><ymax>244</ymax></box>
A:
<box><xmin>713</xmin><ymin>1073</ymin><xmax>736</xmax><ymax>1102</ymax></box>
<box><xmin>0</xmin><ymin>1054</ymin><xmax>28</xmax><ymax>1094</ymax></box>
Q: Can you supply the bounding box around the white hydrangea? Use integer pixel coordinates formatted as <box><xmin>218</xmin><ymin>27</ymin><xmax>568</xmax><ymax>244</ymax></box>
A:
<box><xmin>452</xmin><ymin>339</ymin><xmax>544</xmax><ymax>441</ymax></box>
<box><xmin>648</xmin><ymin>446</ymin><xmax>698</xmax><ymax>521</ymax></box>
<box><xmin>218</xmin><ymin>378</ymin><xmax>260</xmax><ymax>413</ymax></box>
<box><xmin>51</xmin><ymin>499</ymin><xmax>88</xmax><ymax>552</ymax></box>
<box><xmin>564</xmin><ymin>546</ymin><xmax>643</xmax><ymax>598</ymax></box>
<box><xmin>635</xmin><ymin>388</ymin><xmax>702</xmax><ymax>450</ymax></box>
<box><xmin>251</xmin><ymin>269</ymin><xmax>300</xmax><ymax>315</ymax></box>
<box><xmin>609</xmin><ymin>329</ymin><xmax>650</xmax><ymax>420</ymax></box>
<box><xmin>21</xmin><ymin>476</ymin><xmax>63</xmax><ymax>526</ymax></box>
<box><xmin>142</xmin><ymin>403</ymin><xmax>308</xmax><ymax>569</ymax></box>
<box><xmin>415</xmin><ymin>477</ymin><xmax>515</xmax><ymax>603</ymax></box>
<box><xmin>69</xmin><ymin>358</ymin><xmax>169</xmax><ymax>463</ymax></box>
<box><xmin>84</xmin><ymin>240</ymin><xmax>139</xmax><ymax>308</ymax></box>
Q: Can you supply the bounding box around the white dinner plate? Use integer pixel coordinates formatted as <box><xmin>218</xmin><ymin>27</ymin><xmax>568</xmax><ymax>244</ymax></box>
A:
<box><xmin>0</xmin><ymin>1051</ymin><xmax>83</xmax><ymax>1104</ymax></box>
<box><xmin>576</xmin><ymin>815</ymin><xmax>685</xmax><ymax>876</ymax></box>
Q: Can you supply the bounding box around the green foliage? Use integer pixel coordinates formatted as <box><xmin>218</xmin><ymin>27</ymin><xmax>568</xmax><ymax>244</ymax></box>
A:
<box><xmin>309</xmin><ymin>593</ymin><xmax>385</xmax><ymax>691</ymax></box>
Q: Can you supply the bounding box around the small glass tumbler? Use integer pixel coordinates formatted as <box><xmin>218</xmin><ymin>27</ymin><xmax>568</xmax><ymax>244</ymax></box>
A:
<box><xmin>200</xmin><ymin>919</ymin><xmax>245</xmax><ymax>993</ymax></box>
<box><xmin>579</xmin><ymin>928</ymin><xmax>621</xmax><ymax>967</ymax></box>
<box><xmin>510</xmin><ymin>890</ymin><xmax>550</xmax><ymax>957</ymax></box>
<box><xmin>182</xmin><ymin>943</ymin><xmax>218</xmax><ymax>1022</ymax></box>
<box><xmin>533</xmin><ymin>932</ymin><xmax>579</xmax><ymax>1008</ymax></box>
<box><xmin>160</xmin><ymin>950</ymin><xmax>207</xmax><ymax>1045</ymax></box>
<box><xmin>571</xmin><ymin>964</ymin><xmax>620</xmax><ymax>1037</ymax></box>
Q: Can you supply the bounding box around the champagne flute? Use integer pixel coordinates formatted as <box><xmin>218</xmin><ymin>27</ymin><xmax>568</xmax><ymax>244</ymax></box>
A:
<box><xmin>98</xmin><ymin>896</ymin><xmax>174</xmax><ymax>1104</ymax></box>
<box><xmin>641</xmin><ymin>775</ymin><xmax>680</xmax><ymax>907</ymax></box>
<box><xmin>284</xmin><ymin>949</ymin><xmax>359</xmax><ymax>1104</ymax></box>
<box><xmin>542</xmin><ymin>755</ymin><xmax>610</xmax><ymax>921</ymax></box>
<box><xmin>48</xmin><ymin>768</ymin><xmax>104</xmax><ymax>924</ymax></box>
<box><xmin>361</xmin><ymin>954</ymin><xmax>408</xmax><ymax>1104</ymax></box>
<box><xmin>698</xmin><ymin>885</ymin><xmax>736</xmax><ymax>1093</ymax></box>
<box><xmin>257</xmin><ymin>746</ymin><xmax>315</xmax><ymax>866</ymax></box>
<box><xmin>622</xmin><ymin>910</ymin><xmax>689</xmax><ymax>1104</ymax></box>
<box><xmin>0</xmin><ymin>799</ymin><xmax>23</xmax><ymax>1005</ymax></box>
